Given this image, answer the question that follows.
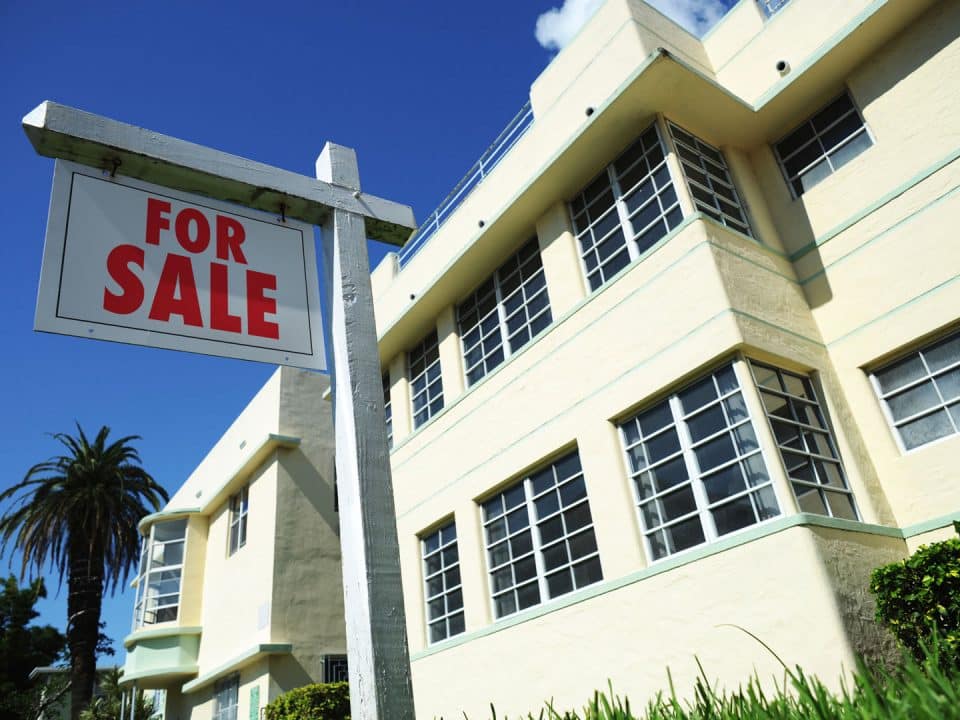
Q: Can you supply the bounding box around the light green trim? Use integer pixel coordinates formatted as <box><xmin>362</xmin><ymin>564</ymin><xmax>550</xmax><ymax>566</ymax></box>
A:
<box><xmin>800</xmin><ymin>182</ymin><xmax>960</xmax><ymax>285</ymax></box>
<box><xmin>181</xmin><ymin>643</ymin><xmax>292</xmax><ymax>694</ymax></box>
<box><xmin>411</xmin><ymin>513</ymin><xmax>906</xmax><ymax>661</ymax></box>
<box><xmin>790</xmin><ymin>149</ymin><xmax>960</xmax><ymax>263</ymax></box>
<box><xmin>124</xmin><ymin>625</ymin><xmax>202</xmax><ymax>650</ymax></box>
<box><xmin>391</xmin><ymin>213</ymin><xmax>703</xmax><ymax>454</ymax></box>
<box><xmin>901</xmin><ymin>511</ymin><xmax>960</xmax><ymax>540</ymax></box>
<box><xmin>827</xmin><ymin>273</ymin><xmax>960</xmax><ymax>346</ymax></box>
<box><xmin>699</xmin><ymin>0</ymin><xmax>750</xmax><ymax>42</ymax></box>
<box><xmin>138</xmin><ymin>508</ymin><xmax>202</xmax><ymax>534</ymax></box>
<box><xmin>394</xmin><ymin>222</ymin><xmax>823</xmax><ymax>512</ymax></box>
<box><xmin>120</xmin><ymin>663</ymin><xmax>199</xmax><ymax>685</ymax></box>
<box><xmin>708</xmin><ymin>240</ymin><xmax>797</xmax><ymax>284</ymax></box>
<box><xmin>750</xmin><ymin>0</ymin><xmax>888</xmax><ymax>108</ymax></box>
<box><xmin>378</xmin><ymin>49</ymin><xmax>668</xmax><ymax>347</ymax></box>
<box><xmin>198</xmin><ymin>433</ymin><xmax>300</xmax><ymax>514</ymax></box>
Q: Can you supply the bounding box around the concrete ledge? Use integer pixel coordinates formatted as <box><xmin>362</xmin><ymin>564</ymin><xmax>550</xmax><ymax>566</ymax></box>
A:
<box><xmin>182</xmin><ymin>643</ymin><xmax>293</xmax><ymax>694</ymax></box>
<box><xmin>124</xmin><ymin>625</ymin><xmax>202</xmax><ymax>650</ymax></box>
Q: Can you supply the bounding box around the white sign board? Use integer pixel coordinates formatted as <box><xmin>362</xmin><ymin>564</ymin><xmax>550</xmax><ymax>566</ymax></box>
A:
<box><xmin>36</xmin><ymin>160</ymin><xmax>326</xmax><ymax>369</ymax></box>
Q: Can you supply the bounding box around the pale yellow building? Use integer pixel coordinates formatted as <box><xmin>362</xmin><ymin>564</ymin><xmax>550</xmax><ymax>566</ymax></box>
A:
<box><xmin>373</xmin><ymin>0</ymin><xmax>960</xmax><ymax>716</ymax></box>
<box><xmin>120</xmin><ymin>368</ymin><xmax>345</xmax><ymax>720</ymax></box>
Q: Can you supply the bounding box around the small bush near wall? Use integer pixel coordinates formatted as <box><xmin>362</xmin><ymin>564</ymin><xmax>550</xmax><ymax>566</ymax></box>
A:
<box><xmin>264</xmin><ymin>682</ymin><xmax>350</xmax><ymax>720</ymax></box>
<box><xmin>870</xmin><ymin>521</ymin><xmax>960</xmax><ymax>663</ymax></box>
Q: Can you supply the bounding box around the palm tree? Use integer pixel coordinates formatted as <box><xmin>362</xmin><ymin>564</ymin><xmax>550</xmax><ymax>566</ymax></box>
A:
<box><xmin>0</xmin><ymin>425</ymin><xmax>168</xmax><ymax>720</ymax></box>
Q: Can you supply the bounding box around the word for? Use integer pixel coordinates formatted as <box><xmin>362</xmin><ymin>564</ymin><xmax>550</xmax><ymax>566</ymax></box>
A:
<box><xmin>103</xmin><ymin>199</ymin><xmax>279</xmax><ymax>339</ymax></box>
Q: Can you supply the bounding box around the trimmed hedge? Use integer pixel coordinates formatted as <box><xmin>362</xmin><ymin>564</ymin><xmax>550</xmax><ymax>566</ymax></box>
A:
<box><xmin>870</xmin><ymin>521</ymin><xmax>960</xmax><ymax>662</ymax></box>
<box><xmin>264</xmin><ymin>682</ymin><xmax>350</xmax><ymax>720</ymax></box>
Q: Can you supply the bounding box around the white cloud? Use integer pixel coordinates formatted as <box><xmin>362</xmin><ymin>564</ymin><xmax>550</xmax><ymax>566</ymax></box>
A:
<box><xmin>645</xmin><ymin>0</ymin><xmax>730</xmax><ymax>36</ymax></box>
<box><xmin>535</xmin><ymin>0</ymin><xmax>731</xmax><ymax>52</ymax></box>
<box><xmin>535</xmin><ymin>0</ymin><xmax>604</xmax><ymax>52</ymax></box>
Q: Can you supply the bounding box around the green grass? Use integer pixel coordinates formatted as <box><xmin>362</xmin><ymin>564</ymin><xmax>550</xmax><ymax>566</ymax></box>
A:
<box><xmin>479</xmin><ymin>641</ymin><xmax>960</xmax><ymax>720</ymax></box>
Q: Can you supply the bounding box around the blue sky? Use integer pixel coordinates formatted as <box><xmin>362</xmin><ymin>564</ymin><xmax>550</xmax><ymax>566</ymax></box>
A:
<box><xmin>0</xmin><ymin>0</ymin><xmax>736</xmax><ymax>663</ymax></box>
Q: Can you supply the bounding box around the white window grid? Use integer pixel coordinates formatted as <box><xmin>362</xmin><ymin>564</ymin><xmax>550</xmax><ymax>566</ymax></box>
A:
<box><xmin>383</xmin><ymin>372</ymin><xmax>393</xmax><ymax>449</ymax></box>
<box><xmin>457</xmin><ymin>237</ymin><xmax>552</xmax><ymax>386</ymax></box>
<box><xmin>212</xmin><ymin>675</ymin><xmax>239</xmax><ymax>720</ymax></box>
<box><xmin>421</xmin><ymin>521</ymin><xmax>465</xmax><ymax>644</ymax></box>
<box><xmin>323</xmin><ymin>655</ymin><xmax>349</xmax><ymax>683</ymax></box>
<box><xmin>666</xmin><ymin>122</ymin><xmax>752</xmax><ymax>237</ymax></box>
<box><xmin>749</xmin><ymin>361</ymin><xmax>859</xmax><ymax>520</ymax></box>
<box><xmin>228</xmin><ymin>485</ymin><xmax>249</xmax><ymax>556</ymax></box>
<box><xmin>774</xmin><ymin>91</ymin><xmax>873</xmax><ymax>197</ymax></box>
<box><xmin>482</xmin><ymin>451</ymin><xmax>602</xmax><ymax>619</ymax></box>
<box><xmin>570</xmin><ymin>122</ymin><xmax>683</xmax><ymax>292</ymax></box>
<box><xmin>871</xmin><ymin>331</ymin><xmax>960</xmax><ymax>452</ymax></box>
<box><xmin>409</xmin><ymin>330</ymin><xmax>443</xmax><ymax>429</ymax></box>
<box><xmin>133</xmin><ymin>519</ymin><xmax>187</xmax><ymax>628</ymax></box>
<box><xmin>619</xmin><ymin>364</ymin><xmax>781</xmax><ymax>562</ymax></box>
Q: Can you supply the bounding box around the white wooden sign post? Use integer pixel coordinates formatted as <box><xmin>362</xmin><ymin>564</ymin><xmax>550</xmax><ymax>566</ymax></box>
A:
<box><xmin>23</xmin><ymin>102</ymin><xmax>417</xmax><ymax>720</ymax></box>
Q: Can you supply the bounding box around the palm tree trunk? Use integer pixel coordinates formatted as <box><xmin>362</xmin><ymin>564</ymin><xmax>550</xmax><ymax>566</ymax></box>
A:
<box><xmin>67</xmin><ymin>543</ymin><xmax>104</xmax><ymax>720</ymax></box>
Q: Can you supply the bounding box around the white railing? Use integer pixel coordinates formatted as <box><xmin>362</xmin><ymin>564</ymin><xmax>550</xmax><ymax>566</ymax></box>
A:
<box><xmin>399</xmin><ymin>101</ymin><xmax>535</xmax><ymax>268</ymax></box>
<box><xmin>757</xmin><ymin>0</ymin><xmax>791</xmax><ymax>16</ymax></box>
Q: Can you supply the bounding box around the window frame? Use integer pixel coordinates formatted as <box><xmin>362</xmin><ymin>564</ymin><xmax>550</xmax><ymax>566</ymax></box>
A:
<box><xmin>420</xmin><ymin>519</ymin><xmax>465</xmax><ymax>644</ymax></box>
<box><xmin>133</xmin><ymin>518</ymin><xmax>188</xmax><ymax>629</ymax></box>
<box><xmin>228</xmin><ymin>485</ymin><xmax>249</xmax><ymax>556</ymax></box>
<box><xmin>408</xmin><ymin>329</ymin><xmax>444</xmax><ymax>429</ymax></box>
<box><xmin>457</xmin><ymin>237</ymin><xmax>552</xmax><ymax>387</ymax></box>
<box><xmin>773</xmin><ymin>90</ymin><xmax>874</xmax><ymax>198</ymax></box>
<box><xmin>382</xmin><ymin>372</ymin><xmax>393</xmax><ymax>449</ymax></box>
<box><xmin>617</xmin><ymin>360</ymin><xmax>783</xmax><ymax>562</ymax></box>
<box><xmin>480</xmin><ymin>449</ymin><xmax>603</xmax><ymax>620</ymax></box>
<box><xmin>748</xmin><ymin>360</ymin><xmax>859</xmax><ymax>520</ymax></box>
<box><xmin>212</xmin><ymin>674</ymin><xmax>240</xmax><ymax>720</ymax></box>
<box><xmin>569</xmin><ymin>119</ymin><xmax>683</xmax><ymax>292</ymax></box>
<box><xmin>869</xmin><ymin>329</ymin><xmax>960</xmax><ymax>454</ymax></box>
<box><xmin>665</xmin><ymin>120</ymin><xmax>753</xmax><ymax>237</ymax></box>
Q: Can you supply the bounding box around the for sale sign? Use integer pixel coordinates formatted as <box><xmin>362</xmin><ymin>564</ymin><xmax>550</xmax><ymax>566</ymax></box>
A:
<box><xmin>36</xmin><ymin>160</ymin><xmax>326</xmax><ymax>369</ymax></box>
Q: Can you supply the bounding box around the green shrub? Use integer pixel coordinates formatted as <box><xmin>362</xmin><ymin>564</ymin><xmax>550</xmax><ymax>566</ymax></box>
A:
<box><xmin>263</xmin><ymin>682</ymin><xmax>350</xmax><ymax>720</ymax></box>
<box><xmin>869</xmin><ymin>521</ymin><xmax>960</xmax><ymax>662</ymax></box>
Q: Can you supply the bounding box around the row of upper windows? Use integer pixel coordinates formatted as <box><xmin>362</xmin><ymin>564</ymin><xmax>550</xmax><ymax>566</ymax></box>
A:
<box><xmin>386</xmin><ymin>92</ymin><xmax>873</xmax><ymax>443</ymax></box>
<box><xmin>418</xmin><ymin>357</ymin><xmax>859</xmax><ymax>645</ymax></box>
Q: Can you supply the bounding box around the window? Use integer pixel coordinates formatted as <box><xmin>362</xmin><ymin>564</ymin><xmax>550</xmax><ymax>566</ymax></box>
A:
<box><xmin>323</xmin><ymin>655</ymin><xmax>349</xmax><ymax>683</ymax></box>
<box><xmin>408</xmin><ymin>330</ymin><xmax>443</xmax><ymax>429</ymax></box>
<box><xmin>774</xmin><ymin>92</ymin><xmax>872</xmax><ymax>196</ymax></box>
<box><xmin>133</xmin><ymin>519</ymin><xmax>187</xmax><ymax>627</ymax></box>
<box><xmin>571</xmin><ymin>123</ymin><xmax>682</xmax><ymax>291</ymax></box>
<box><xmin>482</xmin><ymin>450</ymin><xmax>602</xmax><ymax>619</ymax></box>
<box><xmin>667</xmin><ymin>122</ymin><xmax>752</xmax><ymax>237</ymax></box>
<box><xmin>619</xmin><ymin>364</ymin><xmax>780</xmax><ymax>561</ymax></box>
<box><xmin>213</xmin><ymin>675</ymin><xmax>239</xmax><ymax>720</ymax></box>
<box><xmin>872</xmin><ymin>331</ymin><xmax>960</xmax><ymax>450</ymax></box>
<box><xmin>421</xmin><ymin>521</ymin><xmax>464</xmax><ymax>643</ymax></box>
<box><xmin>458</xmin><ymin>238</ymin><xmax>552</xmax><ymax>386</ymax></box>
<box><xmin>383</xmin><ymin>372</ymin><xmax>393</xmax><ymax>448</ymax></box>
<box><xmin>228</xmin><ymin>485</ymin><xmax>249</xmax><ymax>556</ymax></box>
<box><xmin>750</xmin><ymin>362</ymin><xmax>858</xmax><ymax>520</ymax></box>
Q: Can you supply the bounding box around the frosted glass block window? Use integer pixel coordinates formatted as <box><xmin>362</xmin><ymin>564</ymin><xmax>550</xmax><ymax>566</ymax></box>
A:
<box><xmin>421</xmin><ymin>521</ymin><xmax>465</xmax><ymax>643</ymax></box>
<box><xmin>571</xmin><ymin>123</ymin><xmax>682</xmax><ymax>292</ymax></box>
<box><xmin>873</xmin><ymin>331</ymin><xmax>960</xmax><ymax>450</ymax></box>
<box><xmin>619</xmin><ymin>364</ymin><xmax>780</xmax><ymax>561</ymax></box>
<box><xmin>750</xmin><ymin>362</ymin><xmax>858</xmax><ymax>520</ymax></box>
<box><xmin>482</xmin><ymin>450</ymin><xmax>602</xmax><ymax>619</ymax></box>
<box><xmin>774</xmin><ymin>92</ymin><xmax>872</xmax><ymax>196</ymax></box>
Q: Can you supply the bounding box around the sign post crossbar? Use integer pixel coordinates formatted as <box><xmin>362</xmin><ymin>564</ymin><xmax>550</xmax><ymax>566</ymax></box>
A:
<box><xmin>23</xmin><ymin>102</ymin><xmax>417</xmax><ymax>720</ymax></box>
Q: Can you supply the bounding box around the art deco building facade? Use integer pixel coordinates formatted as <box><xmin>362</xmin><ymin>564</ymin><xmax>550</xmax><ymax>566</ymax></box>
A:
<box><xmin>120</xmin><ymin>368</ymin><xmax>345</xmax><ymax>720</ymax></box>
<box><xmin>371</xmin><ymin>0</ymin><xmax>960</xmax><ymax>716</ymax></box>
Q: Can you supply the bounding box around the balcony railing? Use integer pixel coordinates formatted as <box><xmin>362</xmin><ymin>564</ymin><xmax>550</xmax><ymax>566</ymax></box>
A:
<box><xmin>398</xmin><ymin>101</ymin><xmax>535</xmax><ymax>268</ymax></box>
<box><xmin>757</xmin><ymin>0</ymin><xmax>791</xmax><ymax>16</ymax></box>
